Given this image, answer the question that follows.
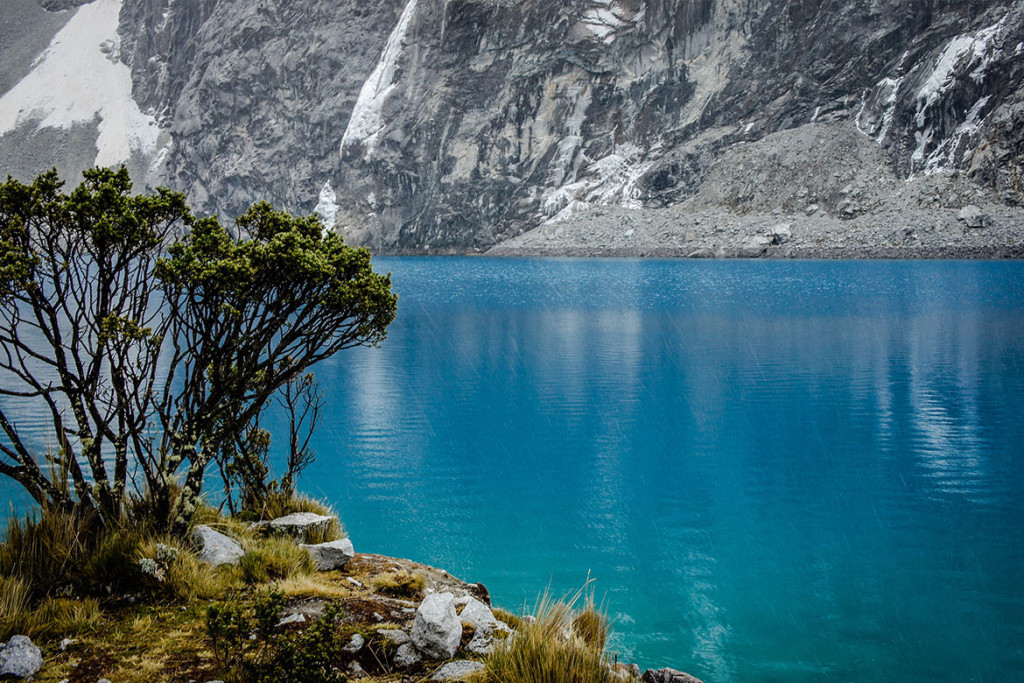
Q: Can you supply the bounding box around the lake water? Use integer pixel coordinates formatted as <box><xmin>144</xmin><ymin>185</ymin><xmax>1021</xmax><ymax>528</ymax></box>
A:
<box><xmin>3</xmin><ymin>258</ymin><xmax>1024</xmax><ymax>681</ymax></box>
<box><xmin>296</xmin><ymin>258</ymin><xmax>1024</xmax><ymax>682</ymax></box>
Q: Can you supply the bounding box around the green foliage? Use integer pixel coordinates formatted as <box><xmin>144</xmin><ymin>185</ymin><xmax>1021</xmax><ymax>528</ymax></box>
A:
<box><xmin>481</xmin><ymin>590</ymin><xmax>617</xmax><ymax>683</ymax></box>
<box><xmin>0</xmin><ymin>167</ymin><xmax>397</xmax><ymax>532</ymax></box>
<box><xmin>207</xmin><ymin>589</ymin><xmax>345</xmax><ymax>683</ymax></box>
<box><xmin>240</xmin><ymin>536</ymin><xmax>314</xmax><ymax>585</ymax></box>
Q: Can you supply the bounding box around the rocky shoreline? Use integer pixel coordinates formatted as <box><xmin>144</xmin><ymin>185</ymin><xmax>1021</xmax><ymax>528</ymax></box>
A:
<box><xmin>485</xmin><ymin>203</ymin><xmax>1024</xmax><ymax>259</ymax></box>
<box><xmin>487</xmin><ymin>123</ymin><xmax>1024</xmax><ymax>260</ymax></box>
<box><xmin>0</xmin><ymin>510</ymin><xmax>705</xmax><ymax>683</ymax></box>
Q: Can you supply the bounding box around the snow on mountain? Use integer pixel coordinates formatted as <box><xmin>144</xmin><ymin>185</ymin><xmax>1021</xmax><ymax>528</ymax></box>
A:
<box><xmin>0</xmin><ymin>0</ymin><xmax>163</xmax><ymax>168</ymax></box>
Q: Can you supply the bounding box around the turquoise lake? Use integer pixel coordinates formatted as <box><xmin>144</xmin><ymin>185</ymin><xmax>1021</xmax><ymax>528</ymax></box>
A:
<box><xmin>293</xmin><ymin>258</ymin><xmax>1024</xmax><ymax>682</ymax></box>
<box><xmin>3</xmin><ymin>258</ymin><xmax>1023</xmax><ymax>681</ymax></box>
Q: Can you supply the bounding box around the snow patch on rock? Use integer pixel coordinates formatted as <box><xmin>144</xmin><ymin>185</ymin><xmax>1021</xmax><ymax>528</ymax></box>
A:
<box><xmin>0</xmin><ymin>0</ymin><xmax>163</xmax><ymax>167</ymax></box>
<box><xmin>910</xmin><ymin>14</ymin><xmax>1007</xmax><ymax>174</ymax></box>
<box><xmin>542</xmin><ymin>142</ymin><xmax>654</xmax><ymax>223</ymax></box>
<box><xmin>315</xmin><ymin>181</ymin><xmax>339</xmax><ymax>233</ymax></box>
<box><xmin>573</xmin><ymin>0</ymin><xmax>644</xmax><ymax>44</ymax></box>
<box><xmin>341</xmin><ymin>0</ymin><xmax>418</xmax><ymax>160</ymax></box>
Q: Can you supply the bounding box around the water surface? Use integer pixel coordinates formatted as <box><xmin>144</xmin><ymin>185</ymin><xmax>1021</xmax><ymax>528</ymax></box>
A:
<box><xmin>299</xmin><ymin>258</ymin><xmax>1024</xmax><ymax>682</ymax></box>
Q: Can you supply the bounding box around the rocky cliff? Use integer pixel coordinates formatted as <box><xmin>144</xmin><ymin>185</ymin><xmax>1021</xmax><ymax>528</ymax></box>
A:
<box><xmin>1</xmin><ymin>0</ymin><xmax>1023</xmax><ymax>254</ymax></box>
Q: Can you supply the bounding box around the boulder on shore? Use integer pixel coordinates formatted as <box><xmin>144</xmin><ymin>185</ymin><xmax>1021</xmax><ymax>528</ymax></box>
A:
<box><xmin>303</xmin><ymin>538</ymin><xmax>354</xmax><ymax>571</ymax></box>
<box><xmin>190</xmin><ymin>525</ymin><xmax>244</xmax><ymax>566</ymax></box>
<box><xmin>0</xmin><ymin>635</ymin><xmax>44</xmax><ymax>679</ymax></box>
<box><xmin>411</xmin><ymin>592</ymin><xmax>462</xmax><ymax>659</ymax></box>
<box><xmin>268</xmin><ymin>512</ymin><xmax>335</xmax><ymax>543</ymax></box>
<box><xmin>958</xmin><ymin>205</ymin><xmax>988</xmax><ymax>228</ymax></box>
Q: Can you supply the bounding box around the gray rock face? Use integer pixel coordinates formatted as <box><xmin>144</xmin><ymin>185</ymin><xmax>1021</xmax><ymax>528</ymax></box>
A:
<box><xmin>641</xmin><ymin>668</ymin><xmax>705</xmax><ymax>683</ymax></box>
<box><xmin>268</xmin><ymin>512</ymin><xmax>334</xmax><ymax>543</ymax></box>
<box><xmin>459</xmin><ymin>597</ymin><xmax>509</xmax><ymax>654</ymax></box>
<box><xmin>393</xmin><ymin>642</ymin><xmax>422</xmax><ymax>668</ymax></box>
<box><xmin>3</xmin><ymin>0</ymin><xmax>1024</xmax><ymax>254</ymax></box>
<box><xmin>190</xmin><ymin>525</ymin><xmax>244</xmax><ymax>567</ymax></box>
<box><xmin>303</xmin><ymin>538</ymin><xmax>355</xmax><ymax>571</ymax></box>
<box><xmin>411</xmin><ymin>592</ymin><xmax>462</xmax><ymax>660</ymax></box>
<box><xmin>0</xmin><ymin>635</ymin><xmax>44</xmax><ymax>679</ymax></box>
<box><xmin>431</xmin><ymin>660</ymin><xmax>485</xmax><ymax>681</ymax></box>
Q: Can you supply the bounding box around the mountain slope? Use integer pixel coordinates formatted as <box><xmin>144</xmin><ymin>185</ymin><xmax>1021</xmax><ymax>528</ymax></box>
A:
<box><xmin>1</xmin><ymin>0</ymin><xmax>1022</xmax><ymax>254</ymax></box>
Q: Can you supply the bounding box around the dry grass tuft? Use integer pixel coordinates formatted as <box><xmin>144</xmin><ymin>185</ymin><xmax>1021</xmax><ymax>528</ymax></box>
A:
<box><xmin>239</xmin><ymin>536</ymin><xmax>314</xmax><ymax>585</ymax></box>
<box><xmin>371</xmin><ymin>569</ymin><xmax>426</xmax><ymax>598</ymax></box>
<box><xmin>479</xmin><ymin>588</ymin><xmax>616</xmax><ymax>683</ymax></box>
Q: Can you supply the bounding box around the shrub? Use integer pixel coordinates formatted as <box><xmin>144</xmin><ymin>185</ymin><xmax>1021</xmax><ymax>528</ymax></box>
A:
<box><xmin>240</xmin><ymin>537</ymin><xmax>314</xmax><ymax>585</ymax></box>
<box><xmin>83</xmin><ymin>527</ymin><xmax>147</xmax><ymax>593</ymax></box>
<box><xmin>480</xmin><ymin>591</ymin><xmax>617</xmax><ymax>683</ymax></box>
<box><xmin>207</xmin><ymin>589</ymin><xmax>345</xmax><ymax>683</ymax></box>
<box><xmin>371</xmin><ymin>570</ymin><xmax>426</xmax><ymax>598</ymax></box>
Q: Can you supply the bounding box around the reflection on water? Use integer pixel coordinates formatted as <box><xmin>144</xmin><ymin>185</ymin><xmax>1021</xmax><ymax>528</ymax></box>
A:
<box><xmin>3</xmin><ymin>259</ymin><xmax>1023</xmax><ymax>681</ymax></box>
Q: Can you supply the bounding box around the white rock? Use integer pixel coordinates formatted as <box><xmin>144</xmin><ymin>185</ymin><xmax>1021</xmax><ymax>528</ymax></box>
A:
<box><xmin>344</xmin><ymin>633</ymin><xmax>366</xmax><ymax>653</ymax></box>
<box><xmin>394</xmin><ymin>642</ymin><xmax>422</xmax><ymax>668</ymax></box>
<box><xmin>268</xmin><ymin>512</ymin><xmax>335</xmax><ymax>542</ymax></box>
<box><xmin>303</xmin><ymin>538</ymin><xmax>354</xmax><ymax>571</ymax></box>
<box><xmin>0</xmin><ymin>636</ymin><xmax>43</xmax><ymax>679</ymax></box>
<box><xmin>958</xmin><ymin>204</ymin><xmax>987</xmax><ymax>228</ymax></box>
<box><xmin>459</xmin><ymin>598</ymin><xmax>499</xmax><ymax>632</ymax></box>
<box><xmin>767</xmin><ymin>222</ymin><xmax>792</xmax><ymax>242</ymax></box>
<box><xmin>465</xmin><ymin>629</ymin><xmax>495</xmax><ymax>655</ymax></box>
<box><xmin>411</xmin><ymin>592</ymin><xmax>462</xmax><ymax>659</ymax></box>
<box><xmin>742</xmin><ymin>234</ymin><xmax>772</xmax><ymax>249</ymax></box>
<box><xmin>190</xmin><ymin>525</ymin><xmax>244</xmax><ymax>567</ymax></box>
<box><xmin>431</xmin><ymin>660</ymin><xmax>485</xmax><ymax>680</ymax></box>
<box><xmin>277</xmin><ymin>613</ymin><xmax>306</xmax><ymax>626</ymax></box>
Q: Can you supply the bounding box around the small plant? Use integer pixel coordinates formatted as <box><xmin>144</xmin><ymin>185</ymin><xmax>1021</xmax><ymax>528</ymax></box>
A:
<box><xmin>206</xmin><ymin>589</ymin><xmax>345</xmax><ymax>682</ymax></box>
<box><xmin>372</xmin><ymin>570</ymin><xmax>426</xmax><ymax>598</ymax></box>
